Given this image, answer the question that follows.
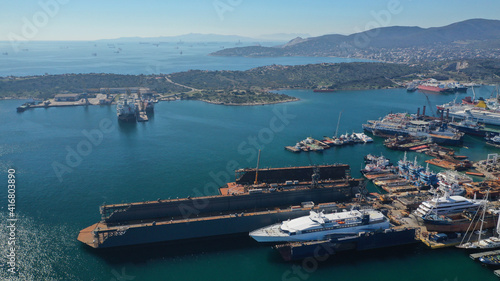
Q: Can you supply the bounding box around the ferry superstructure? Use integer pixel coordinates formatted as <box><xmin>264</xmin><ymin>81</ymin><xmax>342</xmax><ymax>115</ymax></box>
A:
<box><xmin>437</xmin><ymin>93</ymin><xmax>500</xmax><ymax>126</ymax></box>
<box><xmin>435</xmin><ymin>170</ymin><xmax>471</xmax><ymax>196</ymax></box>
<box><xmin>249</xmin><ymin>209</ymin><xmax>390</xmax><ymax>243</ymax></box>
<box><xmin>414</xmin><ymin>193</ymin><xmax>483</xmax><ymax>218</ymax></box>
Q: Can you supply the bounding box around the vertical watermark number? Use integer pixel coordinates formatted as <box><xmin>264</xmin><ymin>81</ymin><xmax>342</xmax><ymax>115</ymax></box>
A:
<box><xmin>6</xmin><ymin>168</ymin><xmax>17</xmax><ymax>274</ymax></box>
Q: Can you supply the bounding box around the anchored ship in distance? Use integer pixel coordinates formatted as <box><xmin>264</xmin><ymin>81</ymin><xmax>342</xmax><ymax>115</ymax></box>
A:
<box><xmin>78</xmin><ymin>164</ymin><xmax>365</xmax><ymax>248</ymax></box>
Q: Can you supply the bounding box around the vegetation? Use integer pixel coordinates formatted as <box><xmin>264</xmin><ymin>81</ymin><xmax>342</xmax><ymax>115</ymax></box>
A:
<box><xmin>180</xmin><ymin>90</ymin><xmax>298</xmax><ymax>105</ymax></box>
<box><xmin>0</xmin><ymin>74</ymin><xmax>189</xmax><ymax>100</ymax></box>
<box><xmin>1</xmin><ymin>59</ymin><xmax>499</xmax><ymax>105</ymax></box>
<box><xmin>168</xmin><ymin>62</ymin><xmax>421</xmax><ymax>91</ymax></box>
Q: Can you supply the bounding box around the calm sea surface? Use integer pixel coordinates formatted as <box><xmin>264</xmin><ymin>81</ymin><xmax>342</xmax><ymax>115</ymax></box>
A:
<box><xmin>0</xmin><ymin>41</ymin><xmax>369</xmax><ymax>76</ymax></box>
<box><xmin>1</xmin><ymin>86</ymin><xmax>499</xmax><ymax>280</ymax></box>
<box><xmin>0</xmin><ymin>42</ymin><xmax>498</xmax><ymax>280</ymax></box>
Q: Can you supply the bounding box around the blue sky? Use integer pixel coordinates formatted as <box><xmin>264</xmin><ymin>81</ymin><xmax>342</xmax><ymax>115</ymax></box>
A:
<box><xmin>1</xmin><ymin>0</ymin><xmax>500</xmax><ymax>41</ymax></box>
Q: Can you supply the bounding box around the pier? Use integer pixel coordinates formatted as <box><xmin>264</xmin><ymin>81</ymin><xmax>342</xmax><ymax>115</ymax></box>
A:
<box><xmin>470</xmin><ymin>249</ymin><xmax>500</xmax><ymax>260</ymax></box>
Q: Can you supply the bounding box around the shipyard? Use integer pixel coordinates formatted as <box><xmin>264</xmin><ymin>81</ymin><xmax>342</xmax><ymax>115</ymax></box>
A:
<box><xmin>5</xmin><ymin>4</ymin><xmax>500</xmax><ymax>280</ymax></box>
<box><xmin>73</xmin><ymin>84</ymin><xmax>500</xmax><ymax>278</ymax></box>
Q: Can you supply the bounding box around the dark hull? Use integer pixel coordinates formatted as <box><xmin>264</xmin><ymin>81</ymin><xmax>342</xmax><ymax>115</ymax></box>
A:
<box><xmin>430</xmin><ymin>135</ymin><xmax>463</xmax><ymax>146</ymax></box>
<box><xmin>79</xmin><ymin>164</ymin><xmax>362</xmax><ymax>248</ymax></box>
<box><xmin>479</xmin><ymin>255</ymin><xmax>500</xmax><ymax>268</ymax></box>
<box><xmin>424</xmin><ymin>214</ymin><xmax>497</xmax><ymax>232</ymax></box>
<box><xmin>449</xmin><ymin>124</ymin><xmax>487</xmax><ymax>137</ymax></box>
<box><xmin>93</xmin><ymin>207</ymin><xmax>337</xmax><ymax>248</ymax></box>
<box><xmin>118</xmin><ymin>114</ymin><xmax>136</xmax><ymax>122</ymax></box>
<box><xmin>276</xmin><ymin>228</ymin><xmax>417</xmax><ymax>261</ymax></box>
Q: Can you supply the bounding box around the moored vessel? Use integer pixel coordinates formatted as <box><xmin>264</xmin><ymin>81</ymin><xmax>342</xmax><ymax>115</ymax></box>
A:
<box><xmin>78</xmin><ymin>164</ymin><xmax>364</xmax><ymax>248</ymax></box>
<box><xmin>116</xmin><ymin>95</ymin><xmax>137</xmax><ymax>122</ymax></box>
<box><xmin>249</xmin><ymin>209</ymin><xmax>390</xmax><ymax>243</ymax></box>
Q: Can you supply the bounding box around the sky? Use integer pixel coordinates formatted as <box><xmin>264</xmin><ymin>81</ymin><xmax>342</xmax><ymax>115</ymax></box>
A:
<box><xmin>1</xmin><ymin>0</ymin><xmax>500</xmax><ymax>41</ymax></box>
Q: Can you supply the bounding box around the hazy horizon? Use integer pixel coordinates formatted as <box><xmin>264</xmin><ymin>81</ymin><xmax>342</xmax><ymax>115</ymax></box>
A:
<box><xmin>2</xmin><ymin>0</ymin><xmax>500</xmax><ymax>42</ymax></box>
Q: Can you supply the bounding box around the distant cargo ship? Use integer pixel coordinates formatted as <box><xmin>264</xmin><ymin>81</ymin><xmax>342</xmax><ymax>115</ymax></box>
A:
<box><xmin>78</xmin><ymin>164</ymin><xmax>364</xmax><ymax>248</ymax></box>
<box><xmin>116</xmin><ymin>96</ymin><xmax>137</xmax><ymax>122</ymax></box>
<box><xmin>313</xmin><ymin>89</ymin><xmax>335</xmax><ymax>92</ymax></box>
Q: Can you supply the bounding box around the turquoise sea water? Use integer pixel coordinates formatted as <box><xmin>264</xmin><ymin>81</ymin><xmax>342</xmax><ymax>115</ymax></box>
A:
<box><xmin>0</xmin><ymin>41</ymin><xmax>370</xmax><ymax>76</ymax></box>
<box><xmin>1</xmin><ymin>86</ymin><xmax>499</xmax><ymax>280</ymax></box>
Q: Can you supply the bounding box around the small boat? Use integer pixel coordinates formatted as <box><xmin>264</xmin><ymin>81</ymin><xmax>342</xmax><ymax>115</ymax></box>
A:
<box><xmin>479</xmin><ymin>254</ymin><xmax>500</xmax><ymax>268</ymax></box>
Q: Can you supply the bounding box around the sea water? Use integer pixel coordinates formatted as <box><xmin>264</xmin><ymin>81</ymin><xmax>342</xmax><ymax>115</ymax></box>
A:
<box><xmin>0</xmin><ymin>86</ymin><xmax>498</xmax><ymax>280</ymax></box>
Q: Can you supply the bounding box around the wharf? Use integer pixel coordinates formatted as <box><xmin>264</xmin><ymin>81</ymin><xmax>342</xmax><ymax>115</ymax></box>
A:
<box><xmin>284</xmin><ymin>146</ymin><xmax>301</xmax><ymax>153</ymax></box>
<box><xmin>470</xmin><ymin>249</ymin><xmax>500</xmax><ymax>260</ymax></box>
<box><xmin>363</xmin><ymin>172</ymin><xmax>395</xmax><ymax>180</ymax></box>
<box><xmin>137</xmin><ymin>112</ymin><xmax>148</xmax><ymax>122</ymax></box>
<box><xmin>375</xmin><ymin>198</ymin><xmax>467</xmax><ymax>249</ymax></box>
<box><xmin>473</xmin><ymin>154</ymin><xmax>500</xmax><ymax>179</ymax></box>
<box><xmin>425</xmin><ymin>158</ymin><xmax>470</xmax><ymax>171</ymax></box>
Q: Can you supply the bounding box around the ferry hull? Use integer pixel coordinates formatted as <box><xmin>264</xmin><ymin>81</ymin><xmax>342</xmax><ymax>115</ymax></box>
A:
<box><xmin>275</xmin><ymin>228</ymin><xmax>417</xmax><ymax>261</ymax></box>
<box><xmin>118</xmin><ymin>114</ymin><xmax>136</xmax><ymax>122</ymax></box>
<box><xmin>424</xmin><ymin>214</ymin><xmax>497</xmax><ymax>233</ymax></box>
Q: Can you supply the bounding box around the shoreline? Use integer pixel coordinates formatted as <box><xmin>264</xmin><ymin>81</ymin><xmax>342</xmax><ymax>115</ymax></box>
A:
<box><xmin>198</xmin><ymin>97</ymin><xmax>300</xmax><ymax>106</ymax></box>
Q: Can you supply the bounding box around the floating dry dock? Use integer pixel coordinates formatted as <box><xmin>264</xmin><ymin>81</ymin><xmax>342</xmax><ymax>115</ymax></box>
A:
<box><xmin>78</xmin><ymin>164</ymin><xmax>364</xmax><ymax>248</ymax></box>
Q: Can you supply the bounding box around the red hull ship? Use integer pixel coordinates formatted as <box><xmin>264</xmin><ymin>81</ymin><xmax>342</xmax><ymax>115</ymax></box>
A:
<box><xmin>417</xmin><ymin>85</ymin><xmax>453</xmax><ymax>93</ymax></box>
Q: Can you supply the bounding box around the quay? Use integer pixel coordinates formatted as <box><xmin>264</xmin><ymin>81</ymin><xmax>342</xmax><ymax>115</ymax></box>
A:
<box><xmin>470</xmin><ymin>249</ymin><xmax>500</xmax><ymax>260</ymax></box>
<box><xmin>473</xmin><ymin>153</ymin><xmax>500</xmax><ymax>179</ymax></box>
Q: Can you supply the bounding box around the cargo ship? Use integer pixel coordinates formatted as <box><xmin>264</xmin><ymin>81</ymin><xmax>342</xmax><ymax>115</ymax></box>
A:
<box><xmin>417</xmin><ymin>84</ymin><xmax>454</xmax><ymax>93</ymax></box>
<box><xmin>78</xmin><ymin>164</ymin><xmax>364</xmax><ymax>249</ymax></box>
<box><xmin>274</xmin><ymin>227</ymin><xmax>418</xmax><ymax>261</ymax></box>
<box><xmin>116</xmin><ymin>95</ymin><xmax>137</xmax><ymax>122</ymax></box>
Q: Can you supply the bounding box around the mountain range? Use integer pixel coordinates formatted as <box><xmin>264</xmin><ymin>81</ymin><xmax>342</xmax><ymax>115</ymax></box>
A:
<box><xmin>210</xmin><ymin>19</ymin><xmax>500</xmax><ymax>59</ymax></box>
<box><xmin>98</xmin><ymin>33</ymin><xmax>310</xmax><ymax>43</ymax></box>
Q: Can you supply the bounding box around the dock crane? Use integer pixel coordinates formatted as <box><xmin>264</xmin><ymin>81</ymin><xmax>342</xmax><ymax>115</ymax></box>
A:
<box><xmin>254</xmin><ymin>149</ymin><xmax>261</xmax><ymax>185</ymax></box>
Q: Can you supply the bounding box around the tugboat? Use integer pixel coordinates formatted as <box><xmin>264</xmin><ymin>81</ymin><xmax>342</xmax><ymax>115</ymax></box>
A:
<box><xmin>16</xmin><ymin>103</ymin><xmax>30</xmax><ymax>112</ymax></box>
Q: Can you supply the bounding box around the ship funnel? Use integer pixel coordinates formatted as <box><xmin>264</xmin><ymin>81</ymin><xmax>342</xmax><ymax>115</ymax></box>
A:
<box><xmin>422</xmin><ymin>106</ymin><xmax>426</xmax><ymax>116</ymax></box>
<box><xmin>417</xmin><ymin>107</ymin><xmax>420</xmax><ymax>117</ymax></box>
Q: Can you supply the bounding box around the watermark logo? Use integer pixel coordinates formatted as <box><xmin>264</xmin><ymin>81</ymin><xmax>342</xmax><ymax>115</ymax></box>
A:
<box><xmin>213</xmin><ymin>0</ymin><xmax>243</xmax><ymax>21</ymax></box>
<box><xmin>352</xmin><ymin>0</ymin><xmax>403</xmax><ymax>48</ymax></box>
<box><xmin>281</xmin><ymin>243</ymin><xmax>334</xmax><ymax>281</ymax></box>
<box><xmin>52</xmin><ymin>118</ymin><xmax>115</xmax><ymax>182</ymax></box>
<box><xmin>6</xmin><ymin>168</ymin><xmax>17</xmax><ymax>274</ymax></box>
<box><xmin>110</xmin><ymin>267</ymin><xmax>135</xmax><ymax>281</ymax></box>
<box><xmin>8</xmin><ymin>0</ymin><xmax>69</xmax><ymax>52</ymax></box>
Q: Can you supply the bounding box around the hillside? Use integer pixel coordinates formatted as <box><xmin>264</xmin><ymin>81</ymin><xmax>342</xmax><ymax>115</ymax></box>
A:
<box><xmin>211</xmin><ymin>19</ymin><xmax>500</xmax><ymax>62</ymax></box>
